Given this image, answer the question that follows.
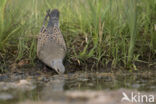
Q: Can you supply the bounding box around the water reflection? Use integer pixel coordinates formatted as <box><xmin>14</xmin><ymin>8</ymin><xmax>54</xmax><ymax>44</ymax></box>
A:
<box><xmin>43</xmin><ymin>75</ymin><xmax>65</xmax><ymax>92</ymax></box>
<box><xmin>41</xmin><ymin>75</ymin><xmax>65</xmax><ymax>101</ymax></box>
<box><xmin>0</xmin><ymin>70</ymin><xmax>155</xmax><ymax>104</ymax></box>
<box><xmin>63</xmin><ymin>72</ymin><xmax>156</xmax><ymax>91</ymax></box>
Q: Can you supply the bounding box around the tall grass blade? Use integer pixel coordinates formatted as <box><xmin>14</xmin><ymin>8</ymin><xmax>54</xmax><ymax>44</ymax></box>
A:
<box><xmin>0</xmin><ymin>0</ymin><xmax>7</xmax><ymax>50</ymax></box>
<box><xmin>125</xmin><ymin>0</ymin><xmax>137</xmax><ymax>64</ymax></box>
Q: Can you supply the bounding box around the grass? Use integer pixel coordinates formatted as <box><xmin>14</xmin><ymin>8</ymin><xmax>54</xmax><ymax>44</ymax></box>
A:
<box><xmin>0</xmin><ymin>0</ymin><xmax>155</xmax><ymax>71</ymax></box>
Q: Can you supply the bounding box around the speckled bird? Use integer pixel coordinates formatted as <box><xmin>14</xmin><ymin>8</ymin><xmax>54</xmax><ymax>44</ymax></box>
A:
<box><xmin>37</xmin><ymin>9</ymin><xmax>67</xmax><ymax>74</ymax></box>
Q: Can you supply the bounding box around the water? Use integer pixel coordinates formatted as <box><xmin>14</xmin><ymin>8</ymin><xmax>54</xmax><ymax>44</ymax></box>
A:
<box><xmin>0</xmin><ymin>70</ymin><xmax>155</xmax><ymax>104</ymax></box>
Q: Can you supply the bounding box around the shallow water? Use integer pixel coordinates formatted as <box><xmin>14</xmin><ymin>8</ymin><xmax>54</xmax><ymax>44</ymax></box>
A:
<box><xmin>0</xmin><ymin>69</ymin><xmax>155</xmax><ymax>104</ymax></box>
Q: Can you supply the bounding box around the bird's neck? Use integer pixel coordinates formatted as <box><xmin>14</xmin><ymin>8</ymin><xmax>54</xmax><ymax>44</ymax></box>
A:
<box><xmin>47</xmin><ymin>19</ymin><xmax>59</xmax><ymax>28</ymax></box>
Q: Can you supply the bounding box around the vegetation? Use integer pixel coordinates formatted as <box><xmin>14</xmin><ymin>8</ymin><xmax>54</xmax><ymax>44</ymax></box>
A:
<box><xmin>0</xmin><ymin>0</ymin><xmax>155</xmax><ymax>71</ymax></box>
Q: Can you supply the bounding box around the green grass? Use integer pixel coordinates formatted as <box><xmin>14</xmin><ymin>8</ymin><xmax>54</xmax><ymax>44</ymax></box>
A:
<box><xmin>0</xmin><ymin>0</ymin><xmax>155</xmax><ymax>71</ymax></box>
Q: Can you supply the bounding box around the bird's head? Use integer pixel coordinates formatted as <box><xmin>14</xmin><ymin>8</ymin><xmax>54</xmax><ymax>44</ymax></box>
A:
<box><xmin>47</xmin><ymin>9</ymin><xmax>60</xmax><ymax>27</ymax></box>
<box><xmin>51</xmin><ymin>59</ymin><xmax>65</xmax><ymax>74</ymax></box>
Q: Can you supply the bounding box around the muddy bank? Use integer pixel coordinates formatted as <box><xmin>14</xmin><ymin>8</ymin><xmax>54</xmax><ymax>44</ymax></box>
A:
<box><xmin>0</xmin><ymin>57</ymin><xmax>156</xmax><ymax>104</ymax></box>
<box><xmin>1</xmin><ymin>53</ymin><xmax>156</xmax><ymax>74</ymax></box>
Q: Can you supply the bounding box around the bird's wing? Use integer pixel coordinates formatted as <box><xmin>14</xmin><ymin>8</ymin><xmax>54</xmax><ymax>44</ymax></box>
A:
<box><xmin>37</xmin><ymin>26</ymin><xmax>66</xmax><ymax>56</ymax></box>
<box><xmin>50</xmin><ymin>26</ymin><xmax>66</xmax><ymax>51</ymax></box>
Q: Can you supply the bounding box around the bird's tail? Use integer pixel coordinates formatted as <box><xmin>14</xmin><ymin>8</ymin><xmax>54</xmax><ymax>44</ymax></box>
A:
<box><xmin>40</xmin><ymin>9</ymin><xmax>50</xmax><ymax>32</ymax></box>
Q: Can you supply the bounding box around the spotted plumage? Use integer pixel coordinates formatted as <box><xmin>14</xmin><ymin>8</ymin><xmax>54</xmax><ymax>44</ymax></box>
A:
<box><xmin>37</xmin><ymin>9</ymin><xmax>66</xmax><ymax>74</ymax></box>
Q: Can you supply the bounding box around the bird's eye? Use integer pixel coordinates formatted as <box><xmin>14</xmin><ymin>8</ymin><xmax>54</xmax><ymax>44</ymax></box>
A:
<box><xmin>56</xmin><ymin>69</ymin><xmax>60</xmax><ymax>73</ymax></box>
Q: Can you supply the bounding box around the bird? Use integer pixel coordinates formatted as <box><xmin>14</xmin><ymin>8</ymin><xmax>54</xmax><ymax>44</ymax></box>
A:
<box><xmin>37</xmin><ymin>9</ymin><xmax>67</xmax><ymax>74</ymax></box>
